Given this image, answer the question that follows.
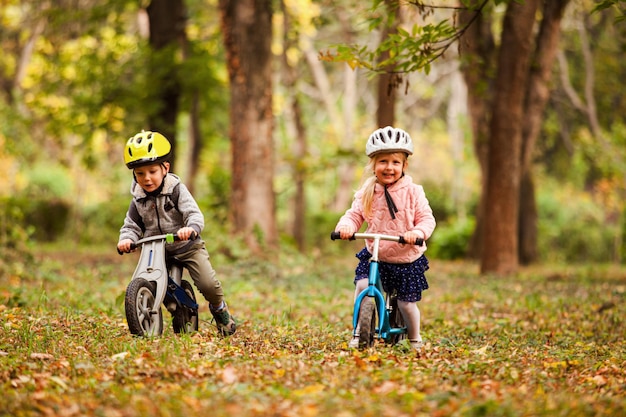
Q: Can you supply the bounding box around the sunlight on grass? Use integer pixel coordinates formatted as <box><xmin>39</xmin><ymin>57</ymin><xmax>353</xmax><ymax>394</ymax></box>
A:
<box><xmin>1</xmin><ymin>249</ymin><xmax>625</xmax><ymax>416</ymax></box>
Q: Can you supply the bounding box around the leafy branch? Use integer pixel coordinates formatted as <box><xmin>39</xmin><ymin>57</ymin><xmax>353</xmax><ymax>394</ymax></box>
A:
<box><xmin>320</xmin><ymin>0</ymin><xmax>489</xmax><ymax>75</ymax></box>
<box><xmin>592</xmin><ymin>0</ymin><xmax>626</xmax><ymax>22</ymax></box>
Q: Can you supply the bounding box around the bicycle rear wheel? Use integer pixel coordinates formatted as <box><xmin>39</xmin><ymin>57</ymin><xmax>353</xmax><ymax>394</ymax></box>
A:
<box><xmin>387</xmin><ymin>293</ymin><xmax>406</xmax><ymax>345</ymax></box>
<box><xmin>172</xmin><ymin>280</ymin><xmax>199</xmax><ymax>334</ymax></box>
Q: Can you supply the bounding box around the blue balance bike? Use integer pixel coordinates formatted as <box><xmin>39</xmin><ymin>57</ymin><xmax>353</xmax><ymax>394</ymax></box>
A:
<box><xmin>331</xmin><ymin>232</ymin><xmax>423</xmax><ymax>348</ymax></box>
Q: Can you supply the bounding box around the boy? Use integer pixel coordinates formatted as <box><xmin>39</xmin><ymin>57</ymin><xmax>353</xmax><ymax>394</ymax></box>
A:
<box><xmin>117</xmin><ymin>130</ymin><xmax>236</xmax><ymax>336</ymax></box>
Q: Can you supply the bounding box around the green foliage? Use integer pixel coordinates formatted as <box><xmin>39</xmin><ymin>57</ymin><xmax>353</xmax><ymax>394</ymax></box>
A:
<box><xmin>305</xmin><ymin>211</ymin><xmax>349</xmax><ymax>255</ymax></box>
<box><xmin>537</xmin><ymin>179</ymin><xmax>618</xmax><ymax>263</ymax></box>
<box><xmin>24</xmin><ymin>163</ymin><xmax>73</xmax><ymax>200</ymax></box>
<box><xmin>428</xmin><ymin>216</ymin><xmax>475</xmax><ymax>260</ymax></box>
<box><xmin>324</xmin><ymin>2</ymin><xmax>481</xmax><ymax>75</ymax></box>
<box><xmin>0</xmin><ymin>247</ymin><xmax>624</xmax><ymax>415</ymax></box>
<box><xmin>78</xmin><ymin>194</ymin><xmax>131</xmax><ymax>245</ymax></box>
<box><xmin>593</xmin><ymin>0</ymin><xmax>626</xmax><ymax>21</ymax></box>
<box><xmin>0</xmin><ymin>197</ymin><xmax>34</xmax><ymax>280</ymax></box>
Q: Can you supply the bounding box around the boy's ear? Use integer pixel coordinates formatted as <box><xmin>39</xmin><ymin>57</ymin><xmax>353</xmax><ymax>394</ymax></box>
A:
<box><xmin>163</xmin><ymin>162</ymin><xmax>171</xmax><ymax>173</ymax></box>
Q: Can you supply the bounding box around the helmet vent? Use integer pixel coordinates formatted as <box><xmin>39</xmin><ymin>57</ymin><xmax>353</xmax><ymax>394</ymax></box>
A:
<box><xmin>148</xmin><ymin>143</ymin><xmax>153</xmax><ymax>153</ymax></box>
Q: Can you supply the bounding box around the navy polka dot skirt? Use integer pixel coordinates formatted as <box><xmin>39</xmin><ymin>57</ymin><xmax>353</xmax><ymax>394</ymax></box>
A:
<box><xmin>354</xmin><ymin>247</ymin><xmax>430</xmax><ymax>302</ymax></box>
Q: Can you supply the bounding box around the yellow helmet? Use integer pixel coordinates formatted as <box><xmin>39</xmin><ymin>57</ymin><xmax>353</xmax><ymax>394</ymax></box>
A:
<box><xmin>124</xmin><ymin>130</ymin><xmax>172</xmax><ymax>169</ymax></box>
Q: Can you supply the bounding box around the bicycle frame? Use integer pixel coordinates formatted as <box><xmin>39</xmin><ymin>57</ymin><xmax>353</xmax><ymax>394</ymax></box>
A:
<box><xmin>129</xmin><ymin>234</ymin><xmax>198</xmax><ymax>315</ymax></box>
<box><xmin>351</xmin><ymin>234</ymin><xmax>406</xmax><ymax>341</ymax></box>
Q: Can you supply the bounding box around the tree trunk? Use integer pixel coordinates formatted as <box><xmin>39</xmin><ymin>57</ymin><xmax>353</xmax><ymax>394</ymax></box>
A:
<box><xmin>219</xmin><ymin>0</ymin><xmax>277</xmax><ymax>250</ymax></box>
<box><xmin>376</xmin><ymin>0</ymin><xmax>400</xmax><ymax>127</ymax></box>
<box><xmin>146</xmin><ymin>0</ymin><xmax>186</xmax><ymax>170</ymax></box>
<box><xmin>481</xmin><ymin>0</ymin><xmax>539</xmax><ymax>274</ymax></box>
<box><xmin>458</xmin><ymin>5</ymin><xmax>496</xmax><ymax>260</ymax></box>
<box><xmin>186</xmin><ymin>92</ymin><xmax>202</xmax><ymax>195</ymax></box>
<box><xmin>519</xmin><ymin>0</ymin><xmax>570</xmax><ymax>264</ymax></box>
<box><xmin>280</xmin><ymin>0</ymin><xmax>307</xmax><ymax>251</ymax></box>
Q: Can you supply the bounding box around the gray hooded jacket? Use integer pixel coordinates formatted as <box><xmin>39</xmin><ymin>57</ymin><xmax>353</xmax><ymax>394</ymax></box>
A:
<box><xmin>119</xmin><ymin>173</ymin><xmax>204</xmax><ymax>254</ymax></box>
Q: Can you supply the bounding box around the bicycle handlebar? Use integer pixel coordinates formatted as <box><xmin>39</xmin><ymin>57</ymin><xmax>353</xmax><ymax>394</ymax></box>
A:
<box><xmin>117</xmin><ymin>232</ymin><xmax>197</xmax><ymax>255</ymax></box>
<box><xmin>330</xmin><ymin>231</ymin><xmax>423</xmax><ymax>246</ymax></box>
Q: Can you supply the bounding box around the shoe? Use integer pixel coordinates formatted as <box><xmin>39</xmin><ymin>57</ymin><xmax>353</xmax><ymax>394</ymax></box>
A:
<box><xmin>409</xmin><ymin>339</ymin><xmax>423</xmax><ymax>351</ymax></box>
<box><xmin>348</xmin><ymin>337</ymin><xmax>360</xmax><ymax>349</ymax></box>
<box><xmin>210</xmin><ymin>302</ymin><xmax>237</xmax><ymax>336</ymax></box>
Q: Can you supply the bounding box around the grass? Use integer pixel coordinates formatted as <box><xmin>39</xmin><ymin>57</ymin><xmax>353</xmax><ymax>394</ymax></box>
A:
<box><xmin>1</xmin><ymin>244</ymin><xmax>625</xmax><ymax>416</ymax></box>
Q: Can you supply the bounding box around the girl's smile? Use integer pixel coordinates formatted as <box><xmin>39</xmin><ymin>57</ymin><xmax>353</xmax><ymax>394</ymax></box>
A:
<box><xmin>374</xmin><ymin>153</ymin><xmax>406</xmax><ymax>185</ymax></box>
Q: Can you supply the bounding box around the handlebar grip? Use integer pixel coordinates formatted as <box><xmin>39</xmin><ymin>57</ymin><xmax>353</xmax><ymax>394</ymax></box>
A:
<box><xmin>330</xmin><ymin>232</ymin><xmax>355</xmax><ymax>241</ymax></box>
<box><xmin>117</xmin><ymin>242</ymin><xmax>137</xmax><ymax>255</ymax></box>
<box><xmin>399</xmin><ymin>236</ymin><xmax>424</xmax><ymax>246</ymax></box>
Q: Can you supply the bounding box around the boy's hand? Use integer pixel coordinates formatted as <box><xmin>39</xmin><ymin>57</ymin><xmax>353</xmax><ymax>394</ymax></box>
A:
<box><xmin>117</xmin><ymin>239</ymin><xmax>135</xmax><ymax>253</ymax></box>
<box><xmin>337</xmin><ymin>226</ymin><xmax>354</xmax><ymax>240</ymax></box>
<box><xmin>177</xmin><ymin>227</ymin><xmax>196</xmax><ymax>241</ymax></box>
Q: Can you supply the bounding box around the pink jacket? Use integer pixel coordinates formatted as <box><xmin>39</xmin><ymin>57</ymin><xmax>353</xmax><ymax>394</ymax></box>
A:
<box><xmin>335</xmin><ymin>175</ymin><xmax>436</xmax><ymax>263</ymax></box>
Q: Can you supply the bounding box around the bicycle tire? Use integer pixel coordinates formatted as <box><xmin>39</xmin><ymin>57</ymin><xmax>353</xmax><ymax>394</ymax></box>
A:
<box><xmin>356</xmin><ymin>298</ymin><xmax>377</xmax><ymax>348</ymax></box>
<box><xmin>125</xmin><ymin>278</ymin><xmax>164</xmax><ymax>337</ymax></box>
<box><xmin>172</xmin><ymin>280</ymin><xmax>199</xmax><ymax>334</ymax></box>
<box><xmin>387</xmin><ymin>293</ymin><xmax>407</xmax><ymax>345</ymax></box>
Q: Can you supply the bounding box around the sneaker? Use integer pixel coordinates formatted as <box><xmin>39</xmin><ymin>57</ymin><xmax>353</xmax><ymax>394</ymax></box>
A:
<box><xmin>210</xmin><ymin>302</ymin><xmax>237</xmax><ymax>336</ymax></box>
<box><xmin>348</xmin><ymin>337</ymin><xmax>360</xmax><ymax>349</ymax></box>
<box><xmin>409</xmin><ymin>339</ymin><xmax>423</xmax><ymax>351</ymax></box>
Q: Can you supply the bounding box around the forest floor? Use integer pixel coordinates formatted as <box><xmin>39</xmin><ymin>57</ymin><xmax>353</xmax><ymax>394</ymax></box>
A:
<box><xmin>1</xmin><ymin>244</ymin><xmax>625</xmax><ymax>416</ymax></box>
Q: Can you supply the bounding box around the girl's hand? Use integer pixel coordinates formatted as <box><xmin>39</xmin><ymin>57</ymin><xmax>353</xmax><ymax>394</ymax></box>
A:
<box><xmin>177</xmin><ymin>227</ymin><xmax>196</xmax><ymax>241</ymax></box>
<box><xmin>403</xmin><ymin>231</ymin><xmax>423</xmax><ymax>245</ymax></box>
<box><xmin>337</xmin><ymin>226</ymin><xmax>354</xmax><ymax>240</ymax></box>
<box><xmin>117</xmin><ymin>239</ymin><xmax>135</xmax><ymax>253</ymax></box>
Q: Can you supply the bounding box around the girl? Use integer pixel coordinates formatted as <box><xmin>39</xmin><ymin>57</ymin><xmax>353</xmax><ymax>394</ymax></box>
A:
<box><xmin>335</xmin><ymin>126</ymin><xmax>436</xmax><ymax>351</ymax></box>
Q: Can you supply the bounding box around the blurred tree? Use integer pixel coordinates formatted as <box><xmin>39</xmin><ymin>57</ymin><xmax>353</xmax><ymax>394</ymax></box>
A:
<box><xmin>376</xmin><ymin>0</ymin><xmax>401</xmax><ymax>127</ymax></box>
<box><xmin>279</xmin><ymin>0</ymin><xmax>308</xmax><ymax>251</ymax></box>
<box><xmin>460</xmin><ymin>0</ymin><xmax>570</xmax><ymax>269</ymax></box>
<box><xmin>146</xmin><ymin>0</ymin><xmax>186</xmax><ymax>172</ymax></box>
<box><xmin>478</xmin><ymin>0</ymin><xmax>539</xmax><ymax>274</ymax></box>
<box><xmin>219</xmin><ymin>0</ymin><xmax>277</xmax><ymax>250</ymax></box>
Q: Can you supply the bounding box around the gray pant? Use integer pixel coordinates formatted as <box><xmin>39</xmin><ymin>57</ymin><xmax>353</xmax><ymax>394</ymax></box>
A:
<box><xmin>170</xmin><ymin>241</ymin><xmax>224</xmax><ymax>307</ymax></box>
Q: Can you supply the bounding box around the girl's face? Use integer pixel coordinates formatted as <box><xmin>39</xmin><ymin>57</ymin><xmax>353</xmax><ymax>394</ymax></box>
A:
<box><xmin>374</xmin><ymin>153</ymin><xmax>407</xmax><ymax>186</ymax></box>
<box><xmin>134</xmin><ymin>163</ymin><xmax>169</xmax><ymax>193</ymax></box>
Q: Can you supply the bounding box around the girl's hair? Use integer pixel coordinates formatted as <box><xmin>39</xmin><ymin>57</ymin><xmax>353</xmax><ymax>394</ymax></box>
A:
<box><xmin>360</xmin><ymin>152</ymin><xmax>408</xmax><ymax>217</ymax></box>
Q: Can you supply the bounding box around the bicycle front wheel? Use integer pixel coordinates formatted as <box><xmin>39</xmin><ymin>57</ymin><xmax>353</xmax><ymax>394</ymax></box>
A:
<box><xmin>125</xmin><ymin>278</ymin><xmax>164</xmax><ymax>337</ymax></box>
<box><xmin>356</xmin><ymin>298</ymin><xmax>377</xmax><ymax>348</ymax></box>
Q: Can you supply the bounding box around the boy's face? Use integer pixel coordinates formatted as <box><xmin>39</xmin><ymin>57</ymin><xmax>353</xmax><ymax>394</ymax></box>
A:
<box><xmin>133</xmin><ymin>162</ymin><xmax>169</xmax><ymax>193</ymax></box>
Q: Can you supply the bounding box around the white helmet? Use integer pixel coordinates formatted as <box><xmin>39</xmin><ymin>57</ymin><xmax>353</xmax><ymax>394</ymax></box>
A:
<box><xmin>365</xmin><ymin>126</ymin><xmax>414</xmax><ymax>157</ymax></box>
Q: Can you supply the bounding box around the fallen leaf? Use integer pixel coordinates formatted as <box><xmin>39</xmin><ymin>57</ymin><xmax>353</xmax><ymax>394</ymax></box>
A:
<box><xmin>111</xmin><ymin>352</ymin><xmax>130</xmax><ymax>361</ymax></box>
<box><xmin>30</xmin><ymin>353</ymin><xmax>54</xmax><ymax>360</ymax></box>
